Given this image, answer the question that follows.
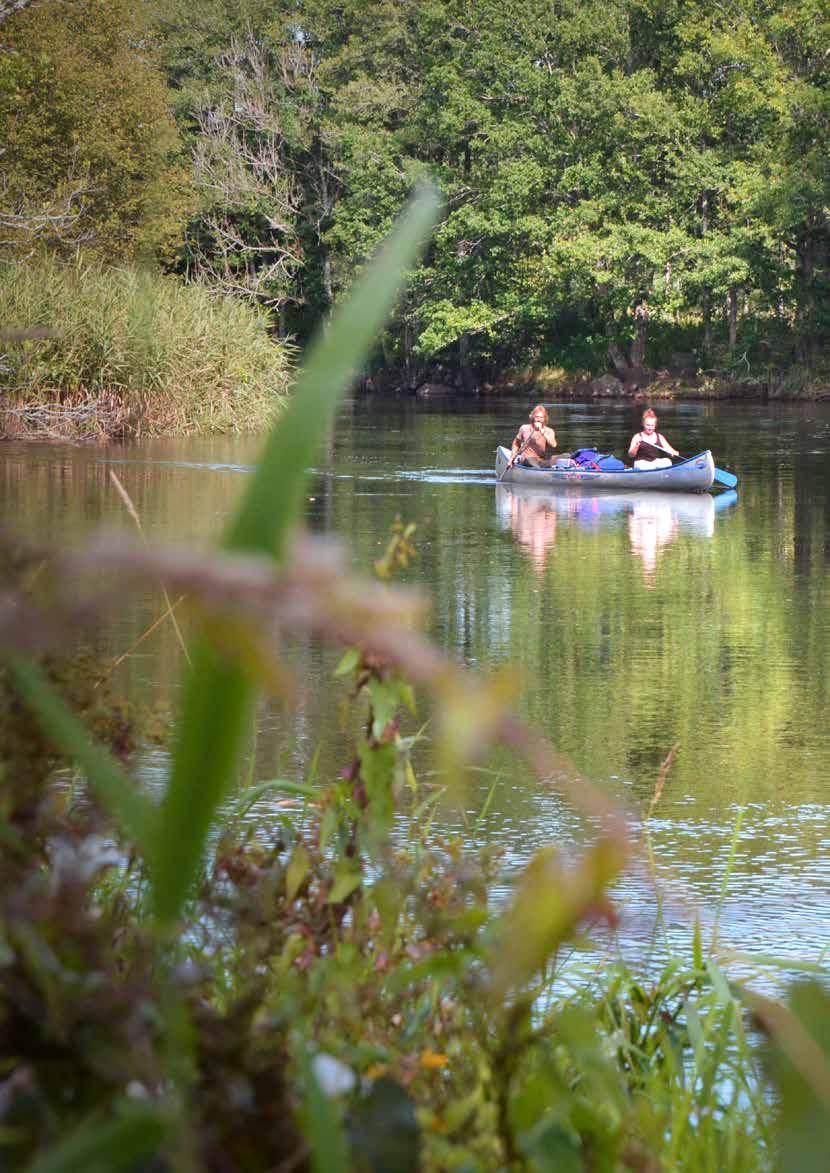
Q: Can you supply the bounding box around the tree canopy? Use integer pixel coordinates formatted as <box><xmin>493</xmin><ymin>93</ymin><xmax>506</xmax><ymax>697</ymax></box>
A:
<box><xmin>1</xmin><ymin>0</ymin><xmax>827</xmax><ymax>383</ymax></box>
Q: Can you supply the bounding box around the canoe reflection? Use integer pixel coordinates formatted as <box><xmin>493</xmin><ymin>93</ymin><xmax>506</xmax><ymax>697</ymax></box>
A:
<box><xmin>495</xmin><ymin>486</ymin><xmax>738</xmax><ymax>579</ymax></box>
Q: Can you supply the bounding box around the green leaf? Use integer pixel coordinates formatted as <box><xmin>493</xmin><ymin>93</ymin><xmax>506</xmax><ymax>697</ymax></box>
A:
<box><xmin>150</xmin><ymin>185</ymin><xmax>441</xmax><ymax>924</ymax></box>
<box><xmin>334</xmin><ymin>648</ymin><xmax>360</xmax><ymax>677</ymax></box>
<box><xmin>238</xmin><ymin>778</ymin><xmax>317</xmax><ymax>817</ymax></box>
<box><xmin>286</xmin><ymin>844</ymin><xmax>311</xmax><ymax>901</ymax></box>
<box><xmin>489</xmin><ymin>840</ymin><xmax>625</xmax><ymax>1001</ymax></box>
<box><xmin>684</xmin><ymin>998</ymin><xmax>705</xmax><ymax>1063</ymax></box>
<box><xmin>762</xmin><ymin>982</ymin><xmax>830</xmax><ymax>1173</ymax></box>
<box><xmin>300</xmin><ymin>1049</ymin><xmax>352</xmax><ymax>1173</ymax></box>
<box><xmin>705</xmin><ymin>959</ymin><xmax>735</xmax><ymax>1007</ymax></box>
<box><xmin>372</xmin><ymin>878</ymin><xmax>402</xmax><ymax>948</ymax></box>
<box><xmin>367</xmin><ymin>678</ymin><xmax>401</xmax><ymax>739</ymax></box>
<box><xmin>328</xmin><ymin>864</ymin><xmax>362</xmax><ymax>905</ymax></box>
<box><xmin>692</xmin><ymin>916</ymin><xmax>703</xmax><ymax>971</ymax></box>
<box><xmin>27</xmin><ymin>1105</ymin><xmax>168</xmax><ymax>1173</ymax></box>
<box><xmin>359</xmin><ymin>739</ymin><xmax>397</xmax><ymax>841</ymax></box>
<box><xmin>319</xmin><ymin>803</ymin><xmax>339</xmax><ymax>852</ymax></box>
<box><xmin>348</xmin><ymin>1077</ymin><xmax>420</xmax><ymax>1173</ymax></box>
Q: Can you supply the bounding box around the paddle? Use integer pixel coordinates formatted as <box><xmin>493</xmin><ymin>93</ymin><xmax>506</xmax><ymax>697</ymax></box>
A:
<box><xmin>498</xmin><ymin>428</ymin><xmax>536</xmax><ymax>481</ymax></box>
<box><xmin>635</xmin><ymin>439</ymin><xmax>738</xmax><ymax>489</ymax></box>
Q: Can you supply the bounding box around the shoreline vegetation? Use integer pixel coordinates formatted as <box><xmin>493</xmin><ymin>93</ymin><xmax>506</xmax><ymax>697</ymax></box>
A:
<box><xmin>366</xmin><ymin>361</ymin><xmax>830</xmax><ymax>404</ymax></box>
<box><xmin>0</xmin><ymin>258</ymin><xmax>293</xmax><ymax>441</ymax></box>
<box><xmin>498</xmin><ymin>365</ymin><xmax>830</xmax><ymax>403</ymax></box>
<box><xmin>1</xmin><ymin>0</ymin><xmax>826</xmax><ymax>440</ymax></box>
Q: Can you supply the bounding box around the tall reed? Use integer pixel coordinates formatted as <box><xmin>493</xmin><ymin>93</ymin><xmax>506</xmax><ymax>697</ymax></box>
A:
<box><xmin>0</xmin><ymin>255</ymin><xmax>294</xmax><ymax>436</ymax></box>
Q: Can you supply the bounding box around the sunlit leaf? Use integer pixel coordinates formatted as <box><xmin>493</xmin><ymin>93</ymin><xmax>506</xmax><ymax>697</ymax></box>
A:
<box><xmin>328</xmin><ymin>864</ymin><xmax>363</xmax><ymax>905</ymax></box>
<box><xmin>692</xmin><ymin>916</ymin><xmax>703</xmax><ymax>971</ymax></box>
<box><xmin>334</xmin><ymin>648</ymin><xmax>360</xmax><ymax>677</ymax></box>
<box><xmin>367</xmin><ymin>678</ymin><xmax>401</xmax><ymax>739</ymax></box>
<box><xmin>420</xmin><ymin>1049</ymin><xmax>448</xmax><ymax>1070</ymax></box>
<box><xmin>489</xmin><ymin>839</ymin><xmax>625</xmax><ymax>1002</ymax></box>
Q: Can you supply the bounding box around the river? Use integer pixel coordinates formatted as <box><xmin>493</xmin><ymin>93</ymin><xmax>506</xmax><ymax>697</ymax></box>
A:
<box><xmin>3</xmin><ymin>396</ymin><xmax>829</xmax><ymax>985</ymax></box>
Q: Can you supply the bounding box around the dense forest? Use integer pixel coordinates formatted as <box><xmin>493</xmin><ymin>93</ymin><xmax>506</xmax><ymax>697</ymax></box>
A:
<box><xmin>0</xmin><ymin>0</ymin><xmax>828</xmax><ymax>399</ymax></box>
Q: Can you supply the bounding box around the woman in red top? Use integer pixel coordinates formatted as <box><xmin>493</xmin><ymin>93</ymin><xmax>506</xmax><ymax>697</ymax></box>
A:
<box><xmin>628</xmin><ymin>408</ymin><xmax>678</xmax><ymax>469</ymax></box>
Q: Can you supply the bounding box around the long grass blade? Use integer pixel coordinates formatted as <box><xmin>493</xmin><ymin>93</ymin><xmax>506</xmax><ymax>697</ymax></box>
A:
<box><xmin>224</xmin><ymin>185</ymin><xmax>441</xmax><ymax>556</ymax></box>
<box><xmin>300</xmin><ymin>1051</ymin><xmax>352</xmax><ymax>1173</ymax></box>
<box><xmin>26</xmin><ymin>1105</ymin><xmax>168</xmax><ymax>1173</ymax></box>
<box><xmin>5</xmin><ymin>654</ymin><xmax>156</xmax><ymax>857</ymax></box>
<box><xmin>151</xmin><ymin>186</ymin><xmax>442</xmax><ymax>923</ymax></box>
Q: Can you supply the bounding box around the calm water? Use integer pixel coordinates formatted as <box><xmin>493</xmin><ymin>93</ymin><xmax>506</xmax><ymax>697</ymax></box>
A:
<box><xmin>3</xmin><ymin>397</ymin><xmax>830</xmax><ymax>984</ymax></box>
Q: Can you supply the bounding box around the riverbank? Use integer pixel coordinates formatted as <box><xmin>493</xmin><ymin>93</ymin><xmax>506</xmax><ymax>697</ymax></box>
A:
<box><xmin>362</xmin><ymin>360</ymin><xmax>829</xmax><ymax>404</ymax></box>
<box><xmin>501</xmin><ymin>365</ymin><xmax>830</xmax><ymax>402</ymax></box>
<box><xmin>0</xmin><ymin>257</ymin><xmax>294</xmax><ymax>441</ymax></box>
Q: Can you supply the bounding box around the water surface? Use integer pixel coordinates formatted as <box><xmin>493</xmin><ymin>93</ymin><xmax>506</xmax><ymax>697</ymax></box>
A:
<box><xmin>3</xmin><ymin>397</ymin><xmax>829</xmax><ymax>983</ymax></box>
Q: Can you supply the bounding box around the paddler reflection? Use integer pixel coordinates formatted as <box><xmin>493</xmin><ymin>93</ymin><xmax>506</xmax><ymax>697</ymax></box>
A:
<box><xmin>627</xmin><ymin>499</ymin><xmax>680</xmax><ymax>587</ymax></box>
<box><xmin>496</xmin><ymin>485</ymin><xmax>736</xmax><ymax>581</ymax></box>
<box><xmin>498</xmin><ymin>486</ymin><xmax>558</xmax><ymax>573</ymax></box>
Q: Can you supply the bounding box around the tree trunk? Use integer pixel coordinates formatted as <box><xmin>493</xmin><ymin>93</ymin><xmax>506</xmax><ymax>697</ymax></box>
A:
<box><xmin>700</xmin><ymin>194</ymin><xmax>712</xmax><ymax>356</ymax></box>
<box><xmin>629</xmin><ymin>301</ymin><xmax>648</xmax><ymax>375</ymax></box>
<box><xmin>604</xmin><ymin>318</ymin><xmax>631</xmax><ymax>379</ymax></box>
<box><xmin>458</xmin><ymin>331</ymin><xmax>476</xmax><ymax>394</ymax></box>
<box><xmin>403</xmin><ymin>319</ymin><xmax>414</xmax><ymax>386</ymax></box>
<box><xmin>702</xmin><ymin>289</ymin><xmax>712</xmax><ymax>351</ymax></box>
<box><xmin>795</xmin><ymin>229</ymin><xmax>815</xmax><ymax>364</ymax></box>
<box><xmin>727</xmin><ymin>288</ymin><xmax>738</xmax><ymax>353</ymax></box>
<box><xmin>321</xmin><ymin>250</ymin><xmax>333</xmax><ymax>307</ymax></box>
<box><xmin>316</xmin><ymin>153</ymin><xmax>335</xmax><ymax>307</ymax></box>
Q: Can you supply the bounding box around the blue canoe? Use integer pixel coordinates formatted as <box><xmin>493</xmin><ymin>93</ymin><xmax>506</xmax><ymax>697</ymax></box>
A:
<box><xmin>495</xmin><ymin>447</ymin><xmax>716</xmax><ymax>493</ymax></box>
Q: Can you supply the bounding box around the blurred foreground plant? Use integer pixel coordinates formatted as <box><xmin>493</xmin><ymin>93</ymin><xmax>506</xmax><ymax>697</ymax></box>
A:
<box><xmin>0</xmin><ymin>186</ymin><xmax>825</xmax><ymax>1171</ymax></box>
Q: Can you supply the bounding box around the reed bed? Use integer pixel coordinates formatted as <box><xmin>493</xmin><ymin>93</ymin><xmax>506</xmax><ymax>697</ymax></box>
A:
<box><xmin>0</xmin><ymin>255</ymin><xmax>294</xmax><ymax>437</ymax></box>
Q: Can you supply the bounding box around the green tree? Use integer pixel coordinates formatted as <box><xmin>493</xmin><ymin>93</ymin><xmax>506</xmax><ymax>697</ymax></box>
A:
<box><xmin>148</xmin><ymin>0</ymin><xmax>829</xmax><ymax>381</ymax></box>
<box><xmin>0</xmin><ymin>0</ymin><xmax>190</xmax><ymax>262</ymax></box>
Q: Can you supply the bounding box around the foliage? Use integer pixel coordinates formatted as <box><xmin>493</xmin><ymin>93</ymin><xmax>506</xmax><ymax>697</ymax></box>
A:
<box><xmin>0</xmin><ymin>255</ymin><xmax>294</xmax><ymax>436</ymax></box>
<box><xmin>0</xmin><ymin>0</ymin><xmax>825</xmax><ymax>391</ymax></box>
<box><xmin>0</xmin><ymin>173</ymin><xmax>827</xmax><ymax>1173</ymax></box>
<box><xmin>143</xmin><ymin>0</ymin><xmax>829</xmax><ymax>382</ymax></box>
<box><xmin>0</xmin><ymin>0</ymin><xmax>191</xmax><ymax>263</ymax></box>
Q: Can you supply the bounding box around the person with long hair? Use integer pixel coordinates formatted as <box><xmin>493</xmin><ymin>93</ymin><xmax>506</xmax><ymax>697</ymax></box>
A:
<box><xmin>507</xmin><ymin>404</ymin><xmax>558</xmax><ymax>470</ymax></box>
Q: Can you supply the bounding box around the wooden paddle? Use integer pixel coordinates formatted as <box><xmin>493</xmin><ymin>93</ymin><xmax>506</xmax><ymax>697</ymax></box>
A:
<box><xmin>635</xmin><ymin>439</ymin><xmax>738</xmax><ymax>489</ymax></box>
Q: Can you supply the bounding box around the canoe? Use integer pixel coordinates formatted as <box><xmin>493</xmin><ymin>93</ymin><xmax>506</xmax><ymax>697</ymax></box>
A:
<box><xmin>495</xmin><ymin>446</ymin><xmax>715</xmax><ymax>492</ymax></box>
